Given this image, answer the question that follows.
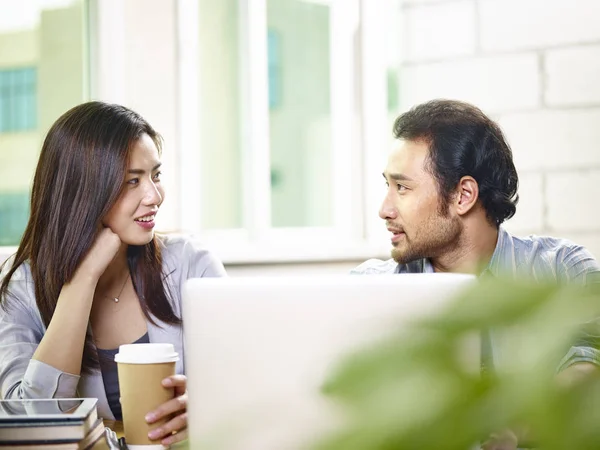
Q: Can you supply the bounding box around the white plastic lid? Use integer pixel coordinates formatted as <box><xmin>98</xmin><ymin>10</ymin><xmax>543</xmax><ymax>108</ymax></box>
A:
<box><xmin>114</xmin><ymin>343</ymin><xmax>179</xmax><ymax>364</ymax></box>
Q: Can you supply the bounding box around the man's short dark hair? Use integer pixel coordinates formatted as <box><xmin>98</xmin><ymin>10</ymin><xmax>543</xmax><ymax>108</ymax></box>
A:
<box><xmin>393</xmin><ymin>99</ymin><xmax>519</xmax><ymax>226</ymax></box>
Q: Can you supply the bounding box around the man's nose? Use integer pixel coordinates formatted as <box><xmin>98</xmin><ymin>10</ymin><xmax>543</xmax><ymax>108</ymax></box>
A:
<box><xmin>379</xmin><ymin>192</ymin><xmax>398</xmax><ymax>220</ymax></box>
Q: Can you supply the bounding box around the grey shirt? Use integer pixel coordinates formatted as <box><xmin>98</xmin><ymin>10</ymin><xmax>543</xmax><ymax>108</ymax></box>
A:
<box><xmin>352</xmin><ymin>227</ymin><xmax>599</xmax><ymax>283</ymax></box>
<box><xmin>351</xmin><ymin>227</ymin><xmax>600</xmax><ymax>371</ymax></box>
<box><xmin>0</xmin><ymin>235</ymin><xmax>227</xmax><ymax>419</ymax></box>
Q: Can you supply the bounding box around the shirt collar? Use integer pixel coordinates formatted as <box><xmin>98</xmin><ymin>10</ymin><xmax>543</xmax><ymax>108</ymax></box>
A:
<box><xmin>481</xmin><ymin>226</ymin><xmax>514</xmax><ymax>278</ymax></box>
<box><xmin>411</xmin><ymin>226</ymin><xmax>513</xmax><ymax>278</ymax></box>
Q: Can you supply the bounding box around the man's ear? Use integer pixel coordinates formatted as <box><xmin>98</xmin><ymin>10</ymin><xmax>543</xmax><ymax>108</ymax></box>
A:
<box><xmin>455</xmin><ymin>176</ymin><xmax>479</xmax><ymax>216</ymax></box>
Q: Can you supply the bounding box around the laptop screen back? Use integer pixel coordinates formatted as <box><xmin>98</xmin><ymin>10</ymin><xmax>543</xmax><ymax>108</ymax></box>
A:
<box><xmin>182</xmin><ymin>273</ymin><xmax>476</xmax><ymax>450</ymax></box>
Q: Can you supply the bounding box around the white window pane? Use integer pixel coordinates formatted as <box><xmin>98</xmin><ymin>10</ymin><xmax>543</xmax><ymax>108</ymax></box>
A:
<box><xmin>386</xmin><ymin>0</ymin><xmax>401</xmax><ymax>117</ymax></box>
<box><xmin>267</xmin><ymin>0</ymin><xmax>333</xmax><ymax>228</ymax></box>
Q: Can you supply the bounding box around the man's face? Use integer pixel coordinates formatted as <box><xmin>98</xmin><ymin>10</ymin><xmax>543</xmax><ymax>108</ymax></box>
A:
<box><xmin>380</xmin><ymin>139</ymin><xmax>462</xmax><ymax>264</ymax></box>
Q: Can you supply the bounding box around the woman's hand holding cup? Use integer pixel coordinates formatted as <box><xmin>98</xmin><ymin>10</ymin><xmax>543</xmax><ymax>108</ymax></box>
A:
<box><xmin>145</xmin><ymin>375</ymin><xmax>188</xmax><ymax>446</ymax></box>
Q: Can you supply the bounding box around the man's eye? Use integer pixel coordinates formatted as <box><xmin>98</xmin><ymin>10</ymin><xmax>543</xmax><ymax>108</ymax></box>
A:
<box><xmin>397</xmin><ymin>184</ymin><xmax>407</xmax><ymax>192</ymax></box>
<box><xmin>153</xmin><ymin>171</ymin><xmax>162</xmax><ymax>181</ymax></box>
<box><xmin>127</xmin><ymin>178</ymin><xmax>139</xmax><ymax>185</ymax></box>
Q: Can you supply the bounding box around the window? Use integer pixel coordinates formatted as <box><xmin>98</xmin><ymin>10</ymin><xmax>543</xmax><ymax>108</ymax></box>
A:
<box><xmin>176</xmin><ymin>0</ymin><xmax>395</xmax><ymax>262</ymax></box>
<box><xmin>0</xmin><ymin>67</ymin><xmax>37</xmax><ymax>133</ymax></box>
<box><xmin>2</xmin><ymin>0</ymin><xmax>398</xmax><ymax>262</ymax></box>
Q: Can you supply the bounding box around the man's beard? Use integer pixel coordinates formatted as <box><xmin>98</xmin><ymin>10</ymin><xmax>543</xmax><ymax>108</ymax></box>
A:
<box><xmin>391</xmin><ymin>214</ymin><xmax>462</xmax><ymax>265</ymax></box>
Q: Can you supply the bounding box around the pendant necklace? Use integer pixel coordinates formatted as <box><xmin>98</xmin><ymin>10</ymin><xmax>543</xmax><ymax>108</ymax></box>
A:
<box><xmin>105</xmin><ymin>273</ymin><xmax>130</xmax><ymax>303</ymax></box>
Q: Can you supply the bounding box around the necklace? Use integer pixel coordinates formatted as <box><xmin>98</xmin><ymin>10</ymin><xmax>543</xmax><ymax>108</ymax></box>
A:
<box><xmin>102</xmin><ymin>273</ymin><xmax>130</xmax><ymax>303</ymax></box>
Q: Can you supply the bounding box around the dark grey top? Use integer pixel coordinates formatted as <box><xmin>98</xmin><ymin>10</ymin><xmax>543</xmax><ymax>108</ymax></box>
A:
<box><xmin>97</xmin><ymin>332</ymin><xmax>150</xmax><ymax>420</ymax></box>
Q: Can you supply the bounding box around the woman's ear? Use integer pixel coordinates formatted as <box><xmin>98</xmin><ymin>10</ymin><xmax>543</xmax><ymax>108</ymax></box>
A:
<box><xmin>455</xmin><ymin>176</ymin><xmax>479</xmax><ymax>216</ymax></box>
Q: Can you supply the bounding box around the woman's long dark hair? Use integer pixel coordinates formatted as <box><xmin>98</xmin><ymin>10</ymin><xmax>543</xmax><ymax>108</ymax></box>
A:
<box><xmin>0</xmin><ymin>101</ymin><xmax>181</xmax><ymax>373</ymax></box>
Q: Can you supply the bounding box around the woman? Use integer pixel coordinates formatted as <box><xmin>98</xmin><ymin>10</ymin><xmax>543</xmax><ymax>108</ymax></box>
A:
<box><xmin>0</xmin><ymin>101</ymin><xmax>226</xmax><ymax>446</ymax></box>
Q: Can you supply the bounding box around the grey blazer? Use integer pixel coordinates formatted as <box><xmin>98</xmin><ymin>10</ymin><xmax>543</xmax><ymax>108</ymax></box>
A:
<box><xmin>0</xmin><ymin>235</ymin><xmax>227</xmax><ymax>419</ymax></box>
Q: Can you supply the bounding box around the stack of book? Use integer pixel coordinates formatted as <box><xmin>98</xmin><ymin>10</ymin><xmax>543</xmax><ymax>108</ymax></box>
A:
<box><xmin>0</xmin><ymin>398</ymin><xmax>107</xmax><ymax>449</ymax></box>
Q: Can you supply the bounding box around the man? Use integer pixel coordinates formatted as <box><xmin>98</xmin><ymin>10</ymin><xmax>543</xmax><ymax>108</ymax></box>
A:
<box><xmin>352</xmin><ymin>99</ymin><xmax>600</xmax><ymax>449</ymax></box>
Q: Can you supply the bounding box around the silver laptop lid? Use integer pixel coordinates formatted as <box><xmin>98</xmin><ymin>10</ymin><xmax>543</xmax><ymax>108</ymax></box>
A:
<box><xmin>183</xmin><ymin>273</ymin><xmax>476</xmax><ymax>450</ymax></box>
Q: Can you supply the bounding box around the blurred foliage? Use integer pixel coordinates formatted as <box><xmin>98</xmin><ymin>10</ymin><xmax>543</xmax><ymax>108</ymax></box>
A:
<box><xmin>316</xmin><ymin>277</ymin><xmax>600</xmax><ymax>450</ymax></box>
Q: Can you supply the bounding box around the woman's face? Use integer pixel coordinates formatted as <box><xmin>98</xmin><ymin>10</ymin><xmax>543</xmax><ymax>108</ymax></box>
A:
<box><xmin>103</xmin><ymin>134</ymin><xmax>165</xmax><ymax>245</ymax></box>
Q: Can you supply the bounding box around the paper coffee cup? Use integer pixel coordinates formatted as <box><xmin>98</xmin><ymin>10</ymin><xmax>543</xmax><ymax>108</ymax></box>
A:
<box><xmin>115</xmin><ymin>343</ymin><xmax>180</xmax><ymax>449</ymax></box>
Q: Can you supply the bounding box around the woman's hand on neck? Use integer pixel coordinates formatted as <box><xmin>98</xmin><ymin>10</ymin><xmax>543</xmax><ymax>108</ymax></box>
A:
<box><xmin>73</xmin><ymin>228</ymin><xmax>124</xmax><ymax>284</ymax></box>
<box><xmin>97</xmin><ymin>242</ymin><xmax>129</xmax><ymax>291</ymax></box>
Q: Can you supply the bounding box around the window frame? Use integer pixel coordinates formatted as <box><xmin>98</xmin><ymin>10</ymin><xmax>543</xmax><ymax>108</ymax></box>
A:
<box><xmin>176</xmin><ymin>0</ymin><xmax>391</xmax><ymax>264</ymax></box>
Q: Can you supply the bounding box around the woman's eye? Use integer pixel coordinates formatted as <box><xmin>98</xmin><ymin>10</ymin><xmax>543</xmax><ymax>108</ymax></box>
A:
<box><xmin>153</xmin><ymin>171</ymin><xmax>162</xmax><ymax>181</ymax></box>
<box><xmin>127</xmin><ymin>178</ymin><xmax>139</xmax><ymax>185</ymax></box>
<box><xmin>397</xmin><ymin>184</ymin><xmax>407</xmax><ymax>192</ymax></box>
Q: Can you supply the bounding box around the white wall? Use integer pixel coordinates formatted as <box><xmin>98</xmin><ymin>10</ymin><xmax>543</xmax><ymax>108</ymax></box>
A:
<box><xmin>399</xmin><ymin>0</ymin><xmax>600</xmax><ymax>259</ymax></box>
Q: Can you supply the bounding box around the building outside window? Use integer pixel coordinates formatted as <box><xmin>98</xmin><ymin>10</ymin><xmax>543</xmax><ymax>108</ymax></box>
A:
<box><xmin>0</xmin><ymin>67</ymin><xmax>37</xmax><ymax>133</ymax></box>
<box><xmin>0</xmin><ymin>0</ymin><xmax>88</xmax><ymax>246</ymax></box>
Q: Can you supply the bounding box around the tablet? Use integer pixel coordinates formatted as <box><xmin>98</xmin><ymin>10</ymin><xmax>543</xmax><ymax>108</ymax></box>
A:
<box><xmin>0</xmin><ymin>398</ymin><xmax>97</xmax><ymax>423</ymax></box>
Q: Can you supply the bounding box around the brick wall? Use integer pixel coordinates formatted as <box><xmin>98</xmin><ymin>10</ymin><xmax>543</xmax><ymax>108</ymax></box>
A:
<box><xmin>399</xmin><ymin>0</ymin><xmax>600</xmax><ymax>258</ymax></box>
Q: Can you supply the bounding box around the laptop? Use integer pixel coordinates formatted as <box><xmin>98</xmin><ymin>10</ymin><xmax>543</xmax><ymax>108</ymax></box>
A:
<box><xmin>182</xmin><ymin>273</ymin><xmax>476</xmax><ymax>450</ymax></box>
